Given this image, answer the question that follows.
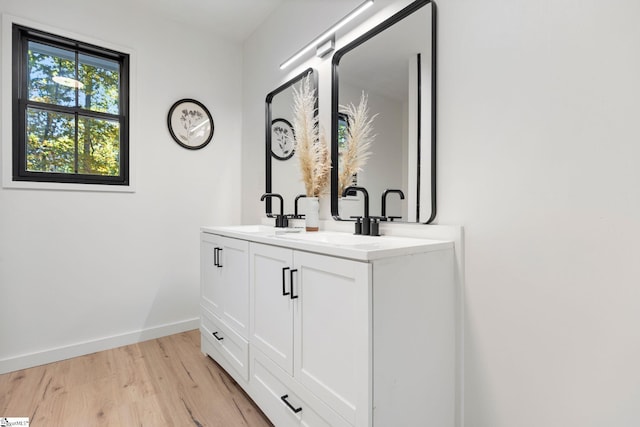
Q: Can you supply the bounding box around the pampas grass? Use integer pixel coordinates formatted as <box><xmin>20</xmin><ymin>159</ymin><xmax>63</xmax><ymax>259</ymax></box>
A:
<box><xmin>338</xmin><ymin>92</ymin><xmax>377</xmax><ymax>195</ymax></box>
<box><xmin>292</xmin><ymin>75</ymin><xmax>330</xmax><ymax>197</ymax></box>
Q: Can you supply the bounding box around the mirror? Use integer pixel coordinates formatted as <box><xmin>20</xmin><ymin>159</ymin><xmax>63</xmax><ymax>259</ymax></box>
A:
<box><xmin>265</xmin><ymin>68</ymin><xmax>317</xmax><ymax>216</ymax></box>
<box><xmin>331</xmin><ymin>0</ymin><xmax>436</xmax><ymax>223</ymax></box>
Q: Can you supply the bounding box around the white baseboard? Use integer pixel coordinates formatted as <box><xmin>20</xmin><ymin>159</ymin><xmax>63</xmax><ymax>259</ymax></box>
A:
<box><xmin>0</xmin><ymin>318</ymin><xmax>200</xmax><ymax>374</ymax></box>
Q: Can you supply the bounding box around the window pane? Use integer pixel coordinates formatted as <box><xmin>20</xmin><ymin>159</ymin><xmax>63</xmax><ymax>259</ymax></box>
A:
<box><xmin>78</xmin><ymin>53</ymin><xmax>120</xmax><ymax>114</ymax></box>
<box><xmin>78</xmin><ymin>116</ymin><xmax>120</xmax><ymax>176</ymax></box>
<box><xmin>15</xmin><ymin>25</ymin><xmax>129</xmax><ymax>185</ymax></box>
<box><xmin>26</xmin><ymin>107</ymin><xmax>75</xmax><ymax>173</ymax></box>
<box><xmin>28</xmin><ymin>41</ymin><xmax>76</xmax><ymax>107</ymax></box>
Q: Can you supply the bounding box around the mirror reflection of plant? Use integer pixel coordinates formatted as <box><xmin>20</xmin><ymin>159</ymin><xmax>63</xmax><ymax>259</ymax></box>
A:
<box><xmin>338</xmin><ymin>92</ymin><xmax>376</xmax><ymax>195</ymax></box>
<box><xmin>291</xmin><ymin>75</ymin><xmax>330</xmax><ymax>197</ymax></box>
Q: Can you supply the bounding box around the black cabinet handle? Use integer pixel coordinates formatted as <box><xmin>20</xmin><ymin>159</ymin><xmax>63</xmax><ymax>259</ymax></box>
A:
<box><xmin>281</xmin><ymin>394</ymin><xmax>302</xmax><ymax>413</ymax></box>
<box><xmin>216</xmin><ymin>248</ymin><xmax>223</xmax><ymax>268</ymax></box>
<box><xmin>290</xmin><ymin>269</ymin><xmax>299</xmax><ymax>299</ymax></box>
<box><xmin>212</xmin><ymin>331</ymin><xmax>224</xmax><ymax>341</ymax></box>
<box><xmin>213</xmin><ymin>247</ymin><xmax>219</xmax><ymax>266</ymax></box>
<box><xmin>282</xmin><ymin>267</ymin><xmax>290</xmax><ymax>296</ymax></box>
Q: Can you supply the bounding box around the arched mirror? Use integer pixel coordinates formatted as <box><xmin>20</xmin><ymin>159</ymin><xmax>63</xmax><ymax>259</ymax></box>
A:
<box><xmin>265</xmin><ymin>68</ymin><xmax>317</xmax><ymax>216</ymax></box>
<box><xmin>331</xmin><ymin>0</ymin><xmax>436</xmax><ymax>223</ymax></box>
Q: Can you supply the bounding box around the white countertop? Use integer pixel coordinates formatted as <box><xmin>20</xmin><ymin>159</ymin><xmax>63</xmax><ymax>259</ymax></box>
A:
<box><xmin>201</xmin><ymin>225</ymin><xmax>453</xmax><ymax>261</ymax></box>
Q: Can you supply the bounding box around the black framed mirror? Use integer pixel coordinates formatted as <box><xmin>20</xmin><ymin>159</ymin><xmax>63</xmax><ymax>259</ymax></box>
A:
<box><xmin>331</xmin><ymin>0</ymin><xmax>436</xmax><ymax>223</ymax></box>
<box><xmin>265</xmin><ymin>68</ymin><xmax>317</xmax><ymax>216</ymax></box>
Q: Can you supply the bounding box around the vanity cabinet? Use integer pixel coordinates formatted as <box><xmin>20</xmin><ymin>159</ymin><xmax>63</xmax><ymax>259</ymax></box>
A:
<box><xmin>200</xmin><ymin>233</ymin><xmax>250</xmax><ymax>382</ymax></box>
<box><xmin>249</xmin><ymin>243</ymin><xmax>369</xmax><ymax>426</ymax></box>
<box><xmin>200</xmin><ymin>227</ymin><xmax>456</xmax><ymax>427</ymax></box>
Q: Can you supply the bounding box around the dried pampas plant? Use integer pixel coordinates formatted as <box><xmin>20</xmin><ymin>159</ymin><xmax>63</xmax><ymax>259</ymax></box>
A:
<box><xmin>338</xmin><ymin>92</ymin><xmax>377</xmax><ymax>195</ymax></box>
<box><xmin>292</xmin><ymin>75</ymin><xmax>330</xmax><ymax>197</ymax></box>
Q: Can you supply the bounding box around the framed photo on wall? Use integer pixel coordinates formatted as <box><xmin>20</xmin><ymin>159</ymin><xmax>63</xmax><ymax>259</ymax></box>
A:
<box><xmin>167</xmin><ymin>99</ymin><xmax>214</xmax><ymax>150</ymax></box>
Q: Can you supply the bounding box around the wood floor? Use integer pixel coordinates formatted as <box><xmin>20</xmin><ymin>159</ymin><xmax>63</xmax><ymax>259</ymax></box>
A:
<box><xmin>0</xmin><ymin>330</ymin><xmax>273</xmax><ymax>426</ymax></box>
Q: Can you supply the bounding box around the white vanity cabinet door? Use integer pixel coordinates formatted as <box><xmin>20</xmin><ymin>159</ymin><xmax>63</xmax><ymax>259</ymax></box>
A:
<box><xmin>201</xmin><ymin>234</ymin><xmax>224</xmax><ymax>317</ymax></box>
<box><xmin>293</xmin><ymin>251</ymin><xmax>371</xmax><ymax>427</ymax></box>
<box><xmin>250</xmin><ymin>243</ymin><xmax>295</xmax><ymax>375</ymax></box>
<box><xmin>200</xmin><ymin>233</ymin><xmax>250</xmax><ymax>339</ymax></box>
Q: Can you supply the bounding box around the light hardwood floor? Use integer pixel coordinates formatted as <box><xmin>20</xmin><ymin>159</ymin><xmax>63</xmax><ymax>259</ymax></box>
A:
<box><xmin>0</xmin><ymin>330</ymin><xmax>273</xmax><ymax>426</ymax></box>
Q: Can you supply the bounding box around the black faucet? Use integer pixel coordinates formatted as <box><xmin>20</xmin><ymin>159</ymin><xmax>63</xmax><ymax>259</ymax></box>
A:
<box><xmin>294</xmin><ymin>194</ymin><xmax>307</xmax><ymax>218</ymax></box>
<box><xmin>381</xmin><ymin>189</ymin><xmax>405</xmax><ymax>221</ymax></box>
<box><xmin>260</xmin><ymin>193</ymin><xmax>288</xmax><ymax>228</ymax></box>
<box><xmin>342</xmin><ymin>186</ymin><xmax>370</xmax><ymax>235</ymax></box>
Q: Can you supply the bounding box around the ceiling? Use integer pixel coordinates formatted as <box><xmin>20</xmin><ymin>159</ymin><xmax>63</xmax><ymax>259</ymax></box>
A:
<box><xmin>136</xmin><ymin>0</ymin><xmax>285</xmax><ymax>42</ymax></box>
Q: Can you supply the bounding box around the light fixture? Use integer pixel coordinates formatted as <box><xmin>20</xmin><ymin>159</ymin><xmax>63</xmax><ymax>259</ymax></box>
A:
<box><xmin>52</xmin><ymin>76</ymin><xmax>84</xmax><ymax>89</ymax></box>
<box><xmin>279</xmin><ymin>0</ymin><xmax>374</xmax><ymax>70</ymax></box>
<box><xmin>316</xmin><ymin>37</ymin><xmax>335</xmax><ymax>58</ymax></box>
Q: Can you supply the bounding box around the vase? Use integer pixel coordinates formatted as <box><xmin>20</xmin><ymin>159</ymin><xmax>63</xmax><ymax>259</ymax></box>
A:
<box><xmin>319</xmin><ymin>195</ymin><xmax>331</xmax><ymax>220</ymax></box>
<box><xmin>305</xmin><ymin>197</ymin><xmax>320</xmax><ymax>232</ymax></box>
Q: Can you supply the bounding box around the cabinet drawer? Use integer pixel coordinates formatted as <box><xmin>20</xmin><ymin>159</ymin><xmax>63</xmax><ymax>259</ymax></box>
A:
<box><xmin>201</xmin><ymin>308</ymin><xmax>249</xmax><ymax>381</ymax></box>
<box><xmin>250</xmin><ymin>349</ymin><xmax>351</xmax><ymax>427</ymax></box>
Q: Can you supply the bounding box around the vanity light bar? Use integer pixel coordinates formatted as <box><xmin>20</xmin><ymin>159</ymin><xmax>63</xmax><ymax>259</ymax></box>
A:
<box><xmin>279</xmin><ymin>0</ymin><xmax>374</xmax><ymax>70</ymax></box>
<box><xmin>316</xmin><ymin>37</ymin><xmax>335</xmax><ymax>58</ymax></box>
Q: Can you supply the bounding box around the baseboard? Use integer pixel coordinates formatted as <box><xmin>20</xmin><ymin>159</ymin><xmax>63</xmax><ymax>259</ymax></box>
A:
<box><xmin>0</xmin><ymin>317</ymin><xmax>200</xmax><ymax>374</ymax></box>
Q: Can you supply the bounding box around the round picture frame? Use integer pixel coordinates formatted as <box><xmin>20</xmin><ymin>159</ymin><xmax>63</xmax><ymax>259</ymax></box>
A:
<box><xmin>167</xmin><ymin>98</ymin><xmax>214</xmax><ymax>150</ymax></box>
<box><xmin>271</xmin><ymin>118</ymin><xmax>295</xmax><ymax>161</ymax></box>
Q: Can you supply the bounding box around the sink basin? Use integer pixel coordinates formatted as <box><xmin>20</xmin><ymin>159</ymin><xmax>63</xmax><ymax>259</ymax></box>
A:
<box><xmin>207</xmin><ymin>224</ymin><xmax>302</xmax><ymax>236</ymax></box>
<box><xmin>276</xmin><ymin>231</ymin><xmax>380</xmax><ymax>246</ymax></box>
<box><xmin>275</xmin><ymin>231</ymin><xmax>437</xmax><ymax>252</ymax></box>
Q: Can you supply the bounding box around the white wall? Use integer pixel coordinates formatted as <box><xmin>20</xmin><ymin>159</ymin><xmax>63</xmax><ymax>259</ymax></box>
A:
<box><xmin>244</xmin><ymin>0</ymin><xmax>640</xmax><ymax>426</ymax></box>
<box><xmin>0</xmin><ymin>0</ymin><xmax>243</xmax><ymax>372</ymax></box>
<box><xmin>440</xmin><ymin>0</ymin><xmax>640</xmax><ymax>425</ymax></box>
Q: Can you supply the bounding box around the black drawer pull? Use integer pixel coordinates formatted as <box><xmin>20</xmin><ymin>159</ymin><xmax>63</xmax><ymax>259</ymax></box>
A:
<box><xmin>213</xmin><ymin>247</ymin><xmax>219</xmax><ymax>266</ymax></box>
<box><xmin>290</xmin><ymin>269</ymin><xmax>299</xmax><ymax>299</ymax></box>
<box><xmin>212</xmin><ymin>331</ymin><xmax>224</xmax><ymax>341</ymax></box>
<box><xmin>281</xmin><ymin>394</ymin><xmax>302</xmax><ymax>413</ymax></box>
<box><xmin>282</xmin><ymin>267</ymin><xmax>290</xmax><ymax>296</ymax></box>
<box><xmin>216</xmin><ymin>248</ymin><xmax>223</xmax><ymax>268</ymax></box>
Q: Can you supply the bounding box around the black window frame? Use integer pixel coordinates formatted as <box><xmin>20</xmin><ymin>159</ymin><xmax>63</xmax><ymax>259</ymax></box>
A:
<box><xmin>12</xmin><ymin>24</ymin><xmax>130</xmax><ymax>186</ymax></box>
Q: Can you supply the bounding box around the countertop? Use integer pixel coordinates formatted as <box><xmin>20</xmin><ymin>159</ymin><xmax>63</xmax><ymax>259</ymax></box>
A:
<box><xmin>201</xmin><ymin>225</ymin><xmax>453</xmax><ymax>261</ymax></box>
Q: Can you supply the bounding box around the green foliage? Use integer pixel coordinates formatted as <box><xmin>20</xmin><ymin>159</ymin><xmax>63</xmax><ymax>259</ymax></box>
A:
<box><xmin>26</xmin><ymin>43</ymin><xmax>120</xmax><ymax>176</ymax></box>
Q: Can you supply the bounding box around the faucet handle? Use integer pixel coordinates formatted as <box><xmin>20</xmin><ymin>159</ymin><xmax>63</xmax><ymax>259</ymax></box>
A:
<box><xmin>368</xmin><ymin>216</ymin><xmax>384</xmax><ymax>236</ymax></box>
<box><xmin>349</xmin><ymin>216</ymin><xmax>363</xmax><ymax>235</ymax></box>
<box><xmin>370</xmin><ymin>218</ymin><xmax>380</xmax><ymax>236</ymax></box>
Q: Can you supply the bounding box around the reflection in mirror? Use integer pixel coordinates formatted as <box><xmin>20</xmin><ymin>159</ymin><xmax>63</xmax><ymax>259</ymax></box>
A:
<box><xmin>265</xmin><ymin>68</ymin><xmax>316</xmax><ymax>216</ymax></box>
<box><xmin>331</xmin><ymin>0</ymin><xmax>436</xmax><ymax>223</ymax></box>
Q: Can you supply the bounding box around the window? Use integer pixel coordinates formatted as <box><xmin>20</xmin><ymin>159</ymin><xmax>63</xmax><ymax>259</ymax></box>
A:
<box><xmin>12</xmin><ymin>24</ymin><xmax>129</xmax><ymax>185</ymax></box>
